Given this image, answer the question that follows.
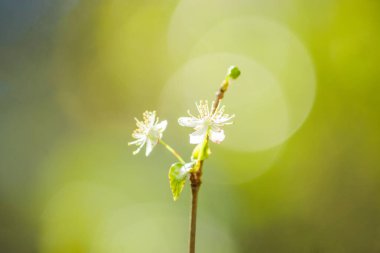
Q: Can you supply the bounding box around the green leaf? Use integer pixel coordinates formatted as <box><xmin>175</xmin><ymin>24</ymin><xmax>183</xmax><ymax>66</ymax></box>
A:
<box><xmin>168</xmin><ymin>162</ymin><xmax>194</xmax><ymax>201</ymax></box>
<box><xmin>191</xmin><ymin>141</ymin><xmax>211</xmax><ymax>161</ymax></box>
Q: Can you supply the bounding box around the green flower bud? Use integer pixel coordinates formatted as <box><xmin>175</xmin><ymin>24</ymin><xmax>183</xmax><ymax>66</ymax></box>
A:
<box><xmin>227</xmin><ymin>66</ymin><xmax>241</xmax><ymax>79</ymax></box>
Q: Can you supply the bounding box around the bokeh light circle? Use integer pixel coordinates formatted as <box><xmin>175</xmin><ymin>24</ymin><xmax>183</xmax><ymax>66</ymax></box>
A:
<box><xmin>41</xmin><ymin>189</ymin><xmax>238</xmax><ymax>253</ymax></box>
<box><xmin>160</xmin><ymin>53</ymin><xmax>287</xmax><ymax>184</ymax></box>
<box><xmin>205</xmin><ymin>145</ymin><xmax>284</xmax><ymax>185</ymax></box>
<box><xmin>168</xmin><ymin>0</ymin><xmax>301</xmax><ymax>60</ymax></box>
<box><xmin>160</xmin><ymin>52</ymin><xmax>313</xmax><ymax>152</ymax></box>
<box><xmin>92</xmin><ymin>204</ymin><xmax>238</xmax><ymax>253</ymax></box>
<box><xmin>164</xmin><ymin>16</ymin><xmax>316</xmax><ymax>151</ymax></box>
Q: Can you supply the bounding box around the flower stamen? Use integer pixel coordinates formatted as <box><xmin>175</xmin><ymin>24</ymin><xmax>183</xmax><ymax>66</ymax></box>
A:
<box><xmin>178</xmin><ymin>100</ymin><xmax>234</xmax><ymax>144</ymax></box>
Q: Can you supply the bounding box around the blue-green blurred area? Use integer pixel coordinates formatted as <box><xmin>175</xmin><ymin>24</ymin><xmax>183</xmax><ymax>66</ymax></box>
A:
<box><xmin>1</xmin><ymin>0</ymin><xmax>380</xmax><ymax>252</ymax></box>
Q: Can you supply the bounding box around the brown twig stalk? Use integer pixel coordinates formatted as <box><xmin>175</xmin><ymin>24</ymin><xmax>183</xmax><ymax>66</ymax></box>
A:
<box><xmin>188</xmin><ymin>78</ymin><xmax>231</xmax><ymax>253</ymax></box>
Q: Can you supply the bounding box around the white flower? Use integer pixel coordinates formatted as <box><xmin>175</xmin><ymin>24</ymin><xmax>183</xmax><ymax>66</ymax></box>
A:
<box><xmin>128</xmin><ymin>111</ymin><xmax>167</xmax><ymax>156</ymax></box>
<box><xmin>178</xmin><ymin>101</ymin><xmax>234</xmax><ymax>144</ymax></box>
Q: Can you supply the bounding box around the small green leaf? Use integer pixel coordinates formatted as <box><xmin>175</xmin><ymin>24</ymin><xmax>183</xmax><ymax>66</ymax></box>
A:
<box><xmin>227</xmin><ymin>66</ymin><xmax>241</xmax><ymax>79</ymax></box>
<box><xmin>168</xmin><ymin>162</ymin><xmax>194</xmax><ymax>201</ymax></box>
<box><xmin>191</xmin><ymin>141</ymin><xmax>211</xmax><ymax>161</ymax></box>
<box><xmin>191</xmin><ymin>144</ymin><xmax>201</xmax><ymax>160</ymax></box>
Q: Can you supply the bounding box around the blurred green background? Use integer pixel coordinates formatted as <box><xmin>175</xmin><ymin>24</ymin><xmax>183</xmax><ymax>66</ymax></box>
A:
<box><xmin>1</xmin><ymin>0</ymin><xmax>380</xmax><ymax>252</ymax></box>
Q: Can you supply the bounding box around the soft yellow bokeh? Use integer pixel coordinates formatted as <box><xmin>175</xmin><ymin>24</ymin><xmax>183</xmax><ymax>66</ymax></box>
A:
<box><xmin>1</xmin><ymin>0</ymin><xmax>380</xmax><ymax>252</ymax></box>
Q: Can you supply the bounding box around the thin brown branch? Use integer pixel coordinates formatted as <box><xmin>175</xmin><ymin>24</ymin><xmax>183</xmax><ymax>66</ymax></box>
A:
<box><xmin>189</xmin><ymin>161</ymin><xmax>203</xmax><ymax>253</ymax></box>
<box><xmin>188</xmin><ymin>77</ymin><xmax>231</xmax><ymax>253</ymax></box>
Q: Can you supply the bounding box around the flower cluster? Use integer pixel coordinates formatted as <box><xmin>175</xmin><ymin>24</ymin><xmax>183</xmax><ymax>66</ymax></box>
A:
<box><xmin>129</xmin><ymin>102</ymin><xmax>234</xmax><ymax>156</ymax></box>
<box><xmin>128</xmin><ymin>65</ymin><xmax>240</xmax><ymax>253</ymax></box>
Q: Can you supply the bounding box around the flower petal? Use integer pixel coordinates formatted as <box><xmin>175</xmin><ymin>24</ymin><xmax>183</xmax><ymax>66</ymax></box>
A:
<box><xmin>209</xmin><ymin>129</ymin><xmax>225</xmax><ymax>144</ymax></box>
<box><xmin>178</xmin><ymin>117</ymin><xmax>201</xmax><ymax>128</ymax></box>
<box><xmin>210</xmin><ymin>125</ymin><xmax>222</xmax><ymax>133</ymax></box>
<box><xmin>154</xmin><ymin>120</ymin><xmax>168</xmax><ymax>133</ymax></box>
<box><xmin>145</xmin><ymin>139</ymin><xmax>153</xmax><ymax>156</ymax></box>
<box><xmin>189</xmin><ymin>128</ymin><xmax>208</xmax><ymax>144</ymax></box>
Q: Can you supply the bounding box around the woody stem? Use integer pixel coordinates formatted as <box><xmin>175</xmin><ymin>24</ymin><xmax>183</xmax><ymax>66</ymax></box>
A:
<box><xmin>188</xmin><ymin>75</ymin><xmax>232</xmax><ymax>253</ymax></box>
